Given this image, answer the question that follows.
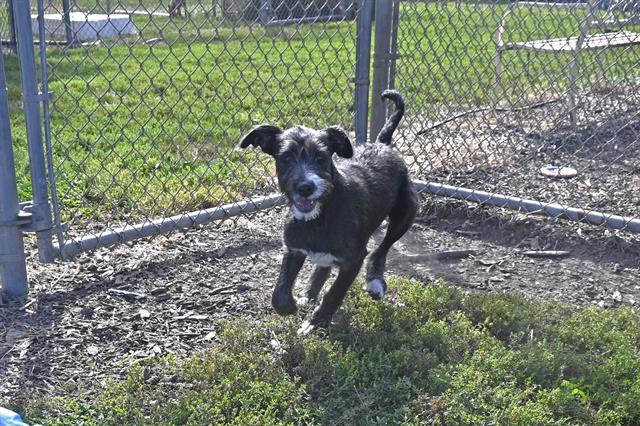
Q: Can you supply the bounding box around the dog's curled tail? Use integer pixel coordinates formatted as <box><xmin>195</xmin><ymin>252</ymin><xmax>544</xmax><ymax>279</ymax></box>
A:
<box><xmin>375</xmin><ymin>90</ymin><xmax>405</xmax><ymax>145</ymax></box>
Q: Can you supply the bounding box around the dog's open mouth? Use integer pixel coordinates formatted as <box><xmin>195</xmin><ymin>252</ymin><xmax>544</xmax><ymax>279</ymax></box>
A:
<box><xmin>293</xmin><ymin>197</ymin><xmax>317</xmax><ymax>213</ymax></box>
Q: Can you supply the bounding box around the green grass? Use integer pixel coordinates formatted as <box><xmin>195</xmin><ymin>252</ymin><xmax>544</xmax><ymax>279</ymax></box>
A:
<box><xmin>10</xmin><ymin>278</ymin><xmax>640</xmax><ymax>425</ymax></box>
<box><xmin>7</xmin><ymin>1</ymin><xmax>640</xmax><ymax>222</ymax></box>
<box><xmin>10</xmin><ymin>20</ymin><xmax>358</xmax><ymax>220</ymax></box>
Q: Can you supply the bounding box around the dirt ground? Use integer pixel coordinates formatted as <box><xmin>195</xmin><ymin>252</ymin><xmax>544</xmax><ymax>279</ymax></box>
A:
<box><xmin>2</xmin><ymin>198</ymin><xmax>640</xmax><ymax>402</ymax></box>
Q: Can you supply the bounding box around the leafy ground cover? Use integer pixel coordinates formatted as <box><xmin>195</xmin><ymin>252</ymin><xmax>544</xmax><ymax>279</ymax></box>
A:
<box><xmin>10</xmin><ymin>278</ymin><xmax>640</xmax><ymax>425</ymax></box>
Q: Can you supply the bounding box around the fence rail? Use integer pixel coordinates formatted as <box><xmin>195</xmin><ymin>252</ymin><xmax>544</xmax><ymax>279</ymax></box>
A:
<box><xmin>1</xmin><ymin>0</ymin><xmax>639</xmax><ymax>296</ymax></box>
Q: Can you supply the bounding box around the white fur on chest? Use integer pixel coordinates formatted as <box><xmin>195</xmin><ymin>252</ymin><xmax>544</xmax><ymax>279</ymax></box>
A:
<box><xmin>292</xmin><ymin>249</ymin><xmax>339</xmax><ymax>267</ymax></box>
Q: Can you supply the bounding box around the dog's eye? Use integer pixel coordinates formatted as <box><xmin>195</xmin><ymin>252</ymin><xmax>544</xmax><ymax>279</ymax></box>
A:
<box><xmin>278</xmin><ymin>152</ymin><xmax>295</xmax><ymax>163</ymax></box>
<box><xmin>314</xmin><ymin>153</ymin><xmax>329</xmax><ymax>164</ymax></box>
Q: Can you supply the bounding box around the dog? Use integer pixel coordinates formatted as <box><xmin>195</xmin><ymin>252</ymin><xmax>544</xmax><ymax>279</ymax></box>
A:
<box><xmin>240</xmin><ymin>90</ymin><xmax>417</xmax><ymax>334</ymax></box>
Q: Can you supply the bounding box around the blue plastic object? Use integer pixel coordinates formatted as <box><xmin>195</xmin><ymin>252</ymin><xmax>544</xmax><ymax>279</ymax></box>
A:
<box><xmin>0</xmin><ymin>407</ymin><xmax>30</xmax><ymax>426</ymax></box>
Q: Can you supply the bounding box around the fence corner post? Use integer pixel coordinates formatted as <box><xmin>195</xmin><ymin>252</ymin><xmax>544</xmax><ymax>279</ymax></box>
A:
<box><xmin>0</xmin><ymin>48</ymin><xmax>29</xmax><ymax>298</ymax></box>
<box><xmin>354</xmin><ymin>0</ymin><xmax>374</xmax><ymax>144</ymax></box>
<box><xmin>369</xmin><ymin>0</ymin><xmax>394</xmax><ymax>142</ymax></box>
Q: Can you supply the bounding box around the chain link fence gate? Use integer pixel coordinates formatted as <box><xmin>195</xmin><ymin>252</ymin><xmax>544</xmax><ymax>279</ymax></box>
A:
<box><xmin>2</xmin><ymin>0</ymin><xmax>640</xmax><ymax>297</ymax></box>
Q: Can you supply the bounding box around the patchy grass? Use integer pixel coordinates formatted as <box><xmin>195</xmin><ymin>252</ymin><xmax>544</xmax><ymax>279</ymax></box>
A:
<box><xmin>11</xmin><ymin>278</ymin><xmax>640</xmax><ymax>425</ymax></box>
<box><xmin>7</xmin><ymin>1</ymin><xmax>640</xmax><ymax>222</ymax></box>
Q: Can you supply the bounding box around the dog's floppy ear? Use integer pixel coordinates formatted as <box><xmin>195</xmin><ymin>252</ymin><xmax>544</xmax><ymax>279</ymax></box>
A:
<box><xmin>239</xmin><ymin>124</ymin><xmax>282</xmax><ymax>156</ymax></box>
<box><xmin>322</xmin><ymin>126</ymin><xmax>353</xmax><ymax>158</ymax></box>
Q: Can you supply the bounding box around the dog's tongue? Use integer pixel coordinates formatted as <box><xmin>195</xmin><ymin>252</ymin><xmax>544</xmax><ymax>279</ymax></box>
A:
<box><xmin>295</xmin><ymin>198</ymin><xmax>316</xmax><ymax>213</ymax></box>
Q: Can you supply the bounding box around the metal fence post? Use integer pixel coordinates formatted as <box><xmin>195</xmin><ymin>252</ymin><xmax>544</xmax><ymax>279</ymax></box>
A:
<box><xmin>354</xmin><ymin>0</ymin><xmax>374</xmax><ymax>144</ymax></box>
<box><xmin>0</xmin><ymin>48</ymin><xmax>29</xmax><ymax>298</ymax></box>
<box><xmin>37</xmin><ymin>0</ymin><xmax>65</xmax><ymax>258</ymax></box>
<box><xmin>62</xmin><ymin>0</ymin><xmax>75</xmax><ymax>47</ymax></box>
<box><xmin>369</xmin><ymin>0</ymin><xmax>394</xmax><ymax>141</ymax></box>
<box><xmin>259</xmin><ymin>0</ymin><xmax>272</xmax><ymax>24</ymax></box>
<box><xmin>7</xmin><ymin>0</ymin><xmax>18</xmax><ymax>54</ymax></box>
<box><xmin>387</xmin><ymin>0</ymin><xmax>400</xmax><ymax>93</ymax></box>
<box><xmin>13</xmin><ymin>0</ymin><xmax>56</xmax><ymax>263</ymax></box>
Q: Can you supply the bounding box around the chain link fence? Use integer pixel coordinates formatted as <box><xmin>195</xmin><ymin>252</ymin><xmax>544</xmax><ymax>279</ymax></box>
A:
<box><xmin>1</xmin><ymin>1</ymin><xmax>17</xmax><ymax>51</ymax></box>
<box><xmin>392</xmin><ymin>0</ymin><xmax>640</xmax><ymax>231</ymax></box>
<box><xmin>36</xmin><ymin>0</ymin><xmax>361</xmax><ymax>257</ymax></box>
<box><xmin>2</xmin><ymin>0</ymin><xmax>640</xmax><ymax>293</ymax></box>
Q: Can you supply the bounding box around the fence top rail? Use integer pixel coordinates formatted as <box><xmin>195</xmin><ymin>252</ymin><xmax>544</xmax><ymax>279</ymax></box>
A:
<box><xmin>514</xmin><ymin>1</ymin><xmax>592</xmax><ymax>9</ymax></box>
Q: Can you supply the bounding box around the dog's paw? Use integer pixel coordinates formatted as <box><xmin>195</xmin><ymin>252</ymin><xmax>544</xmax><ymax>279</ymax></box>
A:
<box><xmin>297</xmin><ymin>317</ymin><xmax>329</xmax><ymax>336</ymax></box>
<box><xmin>297</xmin><ymin>320</ymin><xmax>316</xmax><ymax>336</ymax></box>
<box><xmin>272</xmin><ymin>290</ymin><xmax>297</xmax><ymax>316</ymax></box>
<box><xmin>363</xmin><ymin>278</ymin><xmax>386</xmax><ymax>300</ymax></box>
<box><xmin>296</xmin><ymin>296</ymin><xmax>316</xmax><ymax>306</ymax></box>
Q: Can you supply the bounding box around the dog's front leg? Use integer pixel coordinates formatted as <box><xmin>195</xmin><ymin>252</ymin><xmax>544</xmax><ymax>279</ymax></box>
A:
<box><xmin>272</xmin><ymin>249</ymin><xmax>306</xmax><ymax>315</ymax></box>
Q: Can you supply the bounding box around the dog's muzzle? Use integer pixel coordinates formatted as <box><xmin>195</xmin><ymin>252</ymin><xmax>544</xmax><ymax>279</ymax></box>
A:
<box><xmin>290</xmin><ymin>173</ymin><xmax>327</xmax><ymax>220</ymax></box>
<box><xmin>293</xmin><ymin>196</ymin><xmax>317</xmax><ymax>213</ymax></box>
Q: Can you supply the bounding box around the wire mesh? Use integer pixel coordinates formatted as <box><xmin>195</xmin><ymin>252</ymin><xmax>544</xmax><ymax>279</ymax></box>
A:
<box><xmin>11</xmin><ymin>0</ymin><xmax>640</xmax><ymax>260</ymax></box>
<box><xmin>1</xmin><ymin>1</ymin><xmax>17</xmax><ymax>50</ymax></box>
<box><xmin>393</xmin><ymin>0</ymin><xmax>640</xmax><ymax>231</ymax></box>
<box><xmin>35</xmin><ymin>0</ymin><xmax>359</xmax><ymax>255</ymax></box>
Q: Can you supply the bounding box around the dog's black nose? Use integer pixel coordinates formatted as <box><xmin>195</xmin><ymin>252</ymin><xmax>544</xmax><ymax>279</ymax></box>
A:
<box><xmin>296</xmin><ymin>181</ymin><xmax>316</xmax><ymax>197</ymax></box>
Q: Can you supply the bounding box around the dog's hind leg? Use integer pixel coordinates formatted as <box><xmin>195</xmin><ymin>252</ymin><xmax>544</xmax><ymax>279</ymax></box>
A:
<box><xmin>306</xmin><ymin>266</ymin><xmax>331</xmax><ymax>302</ymax></box>
<box><xmin>364</xmin><ymin>180</ymin><xmax>418</xmax><ymax>299</ymax></box>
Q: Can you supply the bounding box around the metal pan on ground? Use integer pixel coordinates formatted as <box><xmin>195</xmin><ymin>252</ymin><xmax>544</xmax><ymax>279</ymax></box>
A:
<box><xmin>539</xmin><ymin>166</ymin><xmax>578</xmax><ymax>179</ymax></box>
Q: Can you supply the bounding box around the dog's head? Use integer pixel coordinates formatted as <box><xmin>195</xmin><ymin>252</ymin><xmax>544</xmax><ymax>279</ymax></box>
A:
<box><xmin>240</xmin><ymin>124</ymin><xmax>353</xmax><ymax>221</ymax></box>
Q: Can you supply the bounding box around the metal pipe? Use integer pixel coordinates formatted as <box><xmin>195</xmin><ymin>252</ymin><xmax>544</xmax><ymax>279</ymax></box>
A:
<box><xmin>354</xmin><ymin>0</ymin><xmax>374</xmax><ymax>144</ymax></box>
<box><xmin>61</xmin><ymin>0</ymin><xmax>75</xmax><ymax>47</ymax></box>
<box><xmin>0</xmin><ymin>46</ymin><xmax>29</xmax><ymax>297</ymax></box>
<box><xmin>387</xmin><ymin>0</ymin><xmax>400</xmax><ymax>93</ymax></box>
<box><xmin>7</xmin><ymin>0</ymin><xmax>17</xmax><ymax>54</ymax></box>
<box><xmin>413</xmin><ymin>180</ymin><xmax>640</xmax><ymax>233</ymax></box>
<box><xmin>259</xmin><ymin>0</ymin><xmax>272</xmax><ymax>24</ymax></box>
<box><xmin>13</xmin><ymin>0</ymin><xmax>56</xmax><ymax>263</ymax></box>
<box><xmin>264</xmin><ymin>14</ymin><xmax>349</xmax><ymax>26</ymax></box>
<box><xmin>568</xmin><ymin>0</ymin><xmax>598</xmax><ymax>126</ymax></box>
<box><xmin>58</xmin><ymin>177</ymin><xmax>640</xmax><ymax>259</ymax></box>
<box><xmin>37</xmin><ymin>0</ymin><xmax>65</xmax><ymax>257</ymax></box>
<box><xmin>369</xmin><ymin>0</ymin><xmax>393</xmax><ymax>141</ymax></box>
<box><xmin>59</xmin><ymin>194</ymin><xmax>287</xmax><ymax>258</ymax></box>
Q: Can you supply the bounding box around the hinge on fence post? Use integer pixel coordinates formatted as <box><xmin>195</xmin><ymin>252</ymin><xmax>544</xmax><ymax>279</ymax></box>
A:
<box><xmin>0</xmin><ymin>210</ymin><xmax>32</xmax><ymax>228</ymax></box>
<box><xmin>23</xmin><ymin>91</ymin><xmax>54</xmax><ymax>103</ymax></box>
<box><xmin>12</xmin><ymin>201</ymin><xmax>54</xmax><ymax>233</ymax></box>
<box><xmin>351</xmin><ymin>76</ymin><xmax>370</xmax><ymax>87</ymax></box>
<box><xmin>373</xmin><ymin>52</ymin><xmax>400</xmax><ymax>62</ymax></box>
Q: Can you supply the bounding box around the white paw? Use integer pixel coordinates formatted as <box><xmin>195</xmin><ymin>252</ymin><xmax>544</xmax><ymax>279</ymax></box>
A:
<box><xmin>363</xmin><ymin>279</ymin><xmax>386</xmax><ymax>300</ymax></box>
<box><xmin>297</xmin><ymin>320</ymin><xmax>316</xmax><ymax>336</ymax></box>
<box><xmin>295</xmin><ymin>296</ymin><xmax>310</xmax><ymax>306</ymax></box>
